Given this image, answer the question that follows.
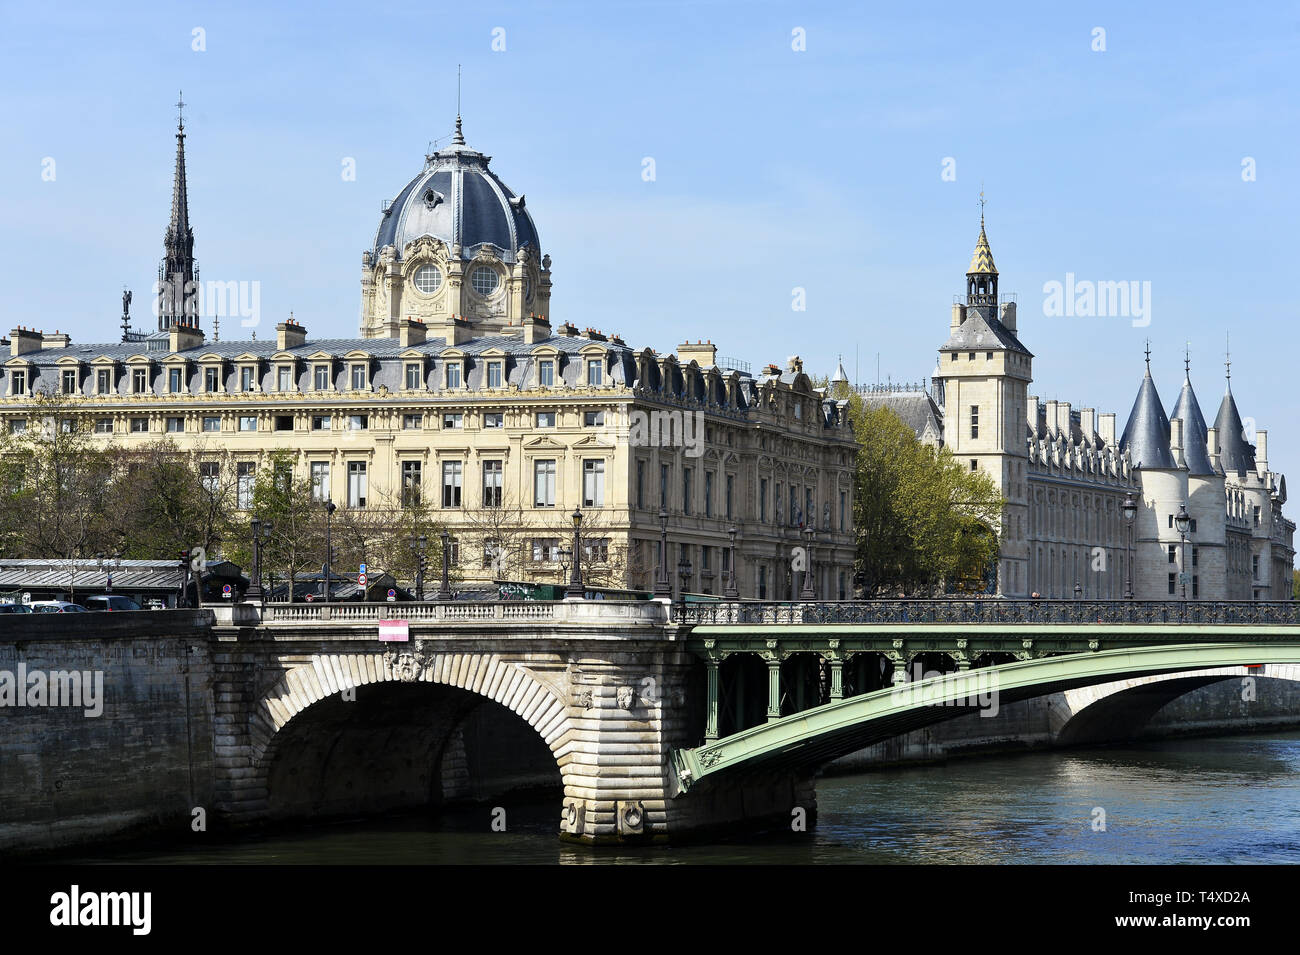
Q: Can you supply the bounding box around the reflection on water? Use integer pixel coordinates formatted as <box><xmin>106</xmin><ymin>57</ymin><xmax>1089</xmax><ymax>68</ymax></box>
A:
<box><xmin>66</xmin><ymin>732</ymin><xmax>1300</xmax><ymax>865</ymax></box>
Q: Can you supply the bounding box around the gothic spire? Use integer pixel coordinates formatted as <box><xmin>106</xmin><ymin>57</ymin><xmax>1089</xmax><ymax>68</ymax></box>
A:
<box><xmin>159</xmin><ymin>92</ymin><xmax>198</xmax><ymax>332</ymax></box>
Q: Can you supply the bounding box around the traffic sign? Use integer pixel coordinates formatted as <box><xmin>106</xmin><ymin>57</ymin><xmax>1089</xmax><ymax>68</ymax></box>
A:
<box><xmin>359</xmin><ymin>563</ymin><xmax>368</xmax><ymax>575</ymax></box>
<box><xmin>305</xmin><ymin>593</ymin><xmax>315</xmax><ymax>602</ymax></box>
<box><xmin>387</xmin><ymin>588</ymin><xmax>396</xmax><ymax>599</ymax></box>
<box><xmin>222</xmin><ymin>584</ymin><xmax>232</xmax><ymax>599</ymax></box>
<box><xmin>358</xmin><ymin>572</ymin><xmax>368</xmax><ymax>586</ymax></box>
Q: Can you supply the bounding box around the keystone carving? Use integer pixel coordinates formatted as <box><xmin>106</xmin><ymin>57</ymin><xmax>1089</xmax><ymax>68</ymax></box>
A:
<box><xmin>616</xmin><ymin>685</ymin><xmax>635</xmax><ymax>710</ymax></box>
<box><xmin>384</xmin><ymin>643</ymin><xmax>433</xmax><ymax>683</ymax></box>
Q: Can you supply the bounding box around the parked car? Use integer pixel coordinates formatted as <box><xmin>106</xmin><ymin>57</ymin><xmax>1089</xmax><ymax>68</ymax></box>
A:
<box><xmin>82</xmin><ymin>595</ymin><xmax>141</xmax><ymax>612</ymax></box>
<box><xmin>0</xmin><ymin>602</ymin><xmax>33</xmax><ymax>613</ymax></box>
<box><xmin>30</xmin><ymin>601</ymin><xmax>88</xmax><ymax>613</ymax></box>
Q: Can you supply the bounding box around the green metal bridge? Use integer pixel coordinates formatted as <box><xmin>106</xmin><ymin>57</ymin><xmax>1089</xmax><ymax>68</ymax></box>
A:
<box><xmin>669</xmin><ymin>599</ymin><xmax>1300</xmax><ymax>794</ymax></box>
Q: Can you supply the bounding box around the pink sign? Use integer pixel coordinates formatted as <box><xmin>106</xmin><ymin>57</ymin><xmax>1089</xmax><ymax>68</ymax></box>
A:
<box><xmin>378</xmin><ymin>619</ymin><xmax>409</xmax><ymax>642</ymax></box>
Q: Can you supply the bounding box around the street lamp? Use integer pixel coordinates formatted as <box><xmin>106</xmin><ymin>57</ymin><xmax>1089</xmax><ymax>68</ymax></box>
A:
<box><xmin>1175</xmin><ymin>502</ymin><xmax>1191</xmax><ymax>602</ymax></box>
<box><xmin>676</xmin><ymin>550</ymin><xmax>693</xmax><ymax>614</ymax></box>
<box><xmin>654</xmin><ymin>507</ymin><xmax>671</xmax><ymax>598</ymax></box>
<box><xmin>436</xmin><ymin>528</ymin><xmax>453</xmax><ymax>600</ymax></box>
<box><xmin>1122</xmin><ymin>491</ymin><xmax>1137</xmax><ymax>600</ymax></box>
<box><xmin>247</xmin><ymin>517</ymin><xmax>273</xmax><ymax>606</ymax></box>
<box><xmin>322</xmin><ymin>499</ymin><xmax>337</xmax><ymax>601</ymax></box>
<box><xmin>1074</xmin><ymin>582</ymin><xmax>1082</xmax><ymax>600</ymax></box>
<box><xmin>800</xmin><ymin>525</ymin><xmax>816</xmax><ymax>600</ymax></box>
<box><xmin>724</xmin><ymin>525</ymin><xmax>740</xmax><ymax>599</ymax></box>
<box><xmin>558</xmin><ymin>546</ymin><xmax>572</xmax><ymax>585</ymax></box>
<box><xmin>566</xmin><ymin>508</ymin><xmax>585</xmax><ymax>598</ymax></box>
<box><xmin>413</xmin><ymin>534</ymin><xmax>427</xmax><ymax>601</ymax></box>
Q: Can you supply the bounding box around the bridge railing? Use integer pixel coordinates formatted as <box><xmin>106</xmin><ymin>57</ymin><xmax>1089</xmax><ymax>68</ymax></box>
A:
<box><xmin>673</xmin><ymin>599</ymin><xmax>1300</xmax><ymax>626</ymax></box>
<box><xmin>255</xmin><ymin>600</ymin><xmax>668</xmax><ymax>626</ymax></box>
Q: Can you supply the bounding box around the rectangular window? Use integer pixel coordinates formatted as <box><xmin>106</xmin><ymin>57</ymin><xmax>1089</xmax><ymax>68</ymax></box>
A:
<box><xmin>536</xmin><ymin>411</ymin><xmax>555</xmax><ymax>428</ymax></box>
<box><xmin>405</xmin><ymin>363</ymin><xmax>422</xmax><ymax>390</ymax></box>
<box><xmin>840</xmin><ymin>491</ymin><xmax>846</xmax><ymax>531</ymax></box>
<box><xmin>347</xmin><ymin>461</ymin><xmax>367</xmax><ymax>508</ymax></box>
<box><xmin>58</xmin><ymin>418</ymin><xmax>73</xmax><ymax>433</ymax></box>
<box><xmin>970</xmin><ymin>405</ymin><xmax>979</xmax><ymax>439</ymax></box>
<box><xmin>205</xmin><ymin>367</ymin><xmax>220</xmax><ymax>393</ymax></box>
<box><xmin>94</xmin><ymin>417</ymin><xmax>113</xmax><ymax>434</ymax></box>
<box><xmin>725</xmin><ymin>474</ymin><xmax>734</xmax><ymax>520</ymax></box>
<box><xmin>96</xmin><ymin>369</ymin><xmax>111</xmax><ymax>394</ymax></box>
<box><xmin>1168</xmin><ymin>545</ymin><xmax>1177</xmax><ymax>564</ymax></box>
<box><xmin>348</xmin><ymin>414</ymin><xmax>368</xmax><ymax>431</ymax></box>
<box><xmin>760</xmin><ymin>477</ymin><xmax>769</xmax><ymax>522</ymax></box>
<box><xmin>1168</xmin><ymin>572</ymin><xmax>1176</xmax><ymax>595</ymax></box>
<box><xmin>587</xmin><ymin>359</ymin><xmax>603</xmax><ymax>386</ymax></box>
<box><xmin>314</xmin><ymin>365</ymin><xmax>330</xmax><ymax>390</ymax></box>
<box><xmin>311</xmin><ymin>415</ymin><xmax>331</xmax><ymax>431</ymax></box>
<box><xmin>482</xmin><ymin>539</ymin><xmax>501</xmax><ymax>569</ymax></box>
<box><xmin>1190</xmin><ymin>518</ymin><xmax>1198</xmax><ymax>533</ymax></box>
<box><xmin>971</xmin><ymin>459</ymin><xmax>978</xmax><ymax>471</ymax></box>
<box><xmin>636</xmin><ymin>461</ymin><xmax>646</xmax><ymax>510</ymax></box>
<box><xmin>238</xmin><ymin>416</ymin><xmax>257</xmax><ymax>432</ymax></box>
<box><xmin>683</xmin><ymin>468</ymin><xmax>693</xmax><ymax>516</ymax></box>
<box><xmin>758</xmin><ymin>566</ymin><xmax>767</xmax><ymax>599</ymax></box>
<box><xmin>583</xmin><ymin>459</ymin><xmax>605</xmax><ymax>507</ymax></box>
<box><xmin>538</xmin><ymin>360</ymin><xmax>554</xmax><ymax>386</ymax></box>
<box><xmin>62</xmin><ymin>370</ymin><xmax>78</xmax><ymax>394</ymax></box>
<box><xmin>401</xmin><ymin>461</ymin><xmax>422</xmax><ymax>507</ymax></box>
<box><xmin>483</xmin><ymin>460</ymin><xmax>503</xmax><ymax>507</ymax></box>
<box><xmin>310</xmin><ymin>462</ymin><xmax>329</xmax><ymax>502</ymax></box>
<box><xmin>1193</xmin><ymin>575</ymin><xmax>1199</xmax><ymax>598</ymax></box>
<box><xmin>790</xmin><ymin>487</ymin><xmax>799</xmax><ymax>526</ymax></box>
<box><xmin>240</xmin><ymin>367</ymin><xmax>254</xmax><ymax>392</ymax></box>
<box><xmin>776</xmin><ymin>483</ymin><xmax>783</xmax><ymax>525</ymax></box>
<box><xmin>532</xmin><ymin>538</ymin><xmax>560</xmax><ymax>562</ymax></box>
<box><xmin>1253</xmin><ymin>555</ymin><xmax>1260</xmax><ymax>579</ymax></box>
<box><xmin>350</xmin><ymin>364</ymin><xmax>367</xmax><ymax>390</ymax></box>
<box><xmin>584</xmin><ymin>411</ymin><xmax>604</xmax><ymax>427</ymax></box>
<box><xmin>130</xmin><ymin>417</ymin><xmax>148</xmax><ymax>433</ymax></box>
<box><xmin>237</xmin><ymin>462</ymin><xmax>256</xmax><ymax>509</ymax></box>
<box><xmin>584</xmin><ymin>538</ymin><xmax>609</xmax><ymax>563</ymax></box>
<box><xmin>704</xmin><ymin>471</ymin><xmax>714</xmax><ymax>518</ymax></box>
<box><xmin>200</xmin><ymin>461</ymin><xmax>219</xmax><ymax>496</ymax></box>
<box><xmin>1192</xmin><ymin>547</ymin><xmax>1199</xmax><ymax>567</ymax></box>
<box><xmin>133</xmin><ymin>369</ymin><xmax>149</xmax><ymax>393</ymax></box>
<box><xmin>487</xmin><ymin>362</ymin><xmax>503</xmax><ymax>388</ymax></box>
<box><xmin>1253</xmin><ymin>506</ymin><xmax>1261</xmax><ymax>527</ymax></box>
<box><xmin>166</xmin><ymin>416</ymin><xmax>184</xmax><ymax>434</ymax></box>
<box><xmin>277</xmin><ymin>366</ymin><xmax>291</xmax><ymax>392</ymax></box>
<box><xmin>443</xmin><ymin>413</ymin><xmax>462</xmax><ymax>429</ymax></box>
<box><xmin>402</xmin><ymin>414</ymin><xmax>422</xmax><ymax>430</ymax></box>
<box><xmin>441</xmin><ymin>461</ymin><xmax>463</xmax><ymax>508</ymax></box>
<box><xmin>806</xmin><ymin>488</ymin><xmax>815</xmax><ymax>527</ymax></box>
<box><xmin>8</xmin><ymin>419</ymin><xmax>26</xmax><ymax>434</ymax></box>
<box><xmin>445</xmin><ymin>362</ymin><xmax>462</xmax><ymax>389</ymax></box>
<box><xmin>275</xmin><ymin>415</ymin><xmax>293</xmax><ymax>432</ymax></box>
<box><xmin>661</xmin><ymin>464</ymin><xmax>669</xmax><ymax>509</ymax></box>
<box><xmin>484</xmin><ymin>412</ymin><xmax>504</xmax><ymax>429</ymax></box>
<box><xmin>534</xmin><ymin>459</ymin><xmax>556</xmax><ymax>507</ymax></box>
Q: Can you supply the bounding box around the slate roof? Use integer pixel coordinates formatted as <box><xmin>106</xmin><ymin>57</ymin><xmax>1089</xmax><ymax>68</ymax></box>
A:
<box><xmin>860</xmin><ymin>390</ymin><xmax>941</xmax><ymax>440</ymax></box>
<box><xmin>1169</xmin><ymin>375</ymin><xmax>1215</xmax><ymax>476</ymax></box>
<box><xmin>1213</xmin><ymin>383</ymin><xmax>1257</xmax><ymax>478</ymax></box>
<box><xmin>1120</xmin><ymin>368</ymin><xmax>1175</xmax><ymax>469</ymax></box>
<box><xmin>939</xmin><ymin>310</ymin><xmax>1032</xmax><ymax>356</ymax></box>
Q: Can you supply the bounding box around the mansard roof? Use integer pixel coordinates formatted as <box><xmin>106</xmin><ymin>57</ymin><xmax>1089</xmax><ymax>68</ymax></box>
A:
<box><xmin>859</xmin><ymin>389</ymin><xmax>941</xmax><ymax>440</ymax></box>
<box><xmin>938</xmin><ymin>310</ymin><xmax>1032</xmax><ymax>356</ymax></box>
<box><xmin>1120</xmin><ymin>368</ymin><xmax>1175</xmax><ymax>469</ymax></box>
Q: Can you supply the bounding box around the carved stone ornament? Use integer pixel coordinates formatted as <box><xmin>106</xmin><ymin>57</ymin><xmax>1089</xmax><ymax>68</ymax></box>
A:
<box><xmin>384</xmin><ymin>643</ymin><xmax>433</xmax><ymax>683</ymax></box>
<box><xmin>616</xmin><ymin>685</ymin><xmax>635</xmax><ymax>710</ymax></box>
<box><xmin>698</xmin><ymin>750</ymin><xmax>723</xmax><ymax>768</ymax></box>
<box><xmin>572</xmin><ymin>686</ymin><xmax>594</xmax><ymax>710</ymax></box>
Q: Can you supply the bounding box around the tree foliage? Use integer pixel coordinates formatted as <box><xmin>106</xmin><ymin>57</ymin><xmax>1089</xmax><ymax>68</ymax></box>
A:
<box><xmin>845</xmin><ymin>394</ymin><xmax>1004</xmax><ymax>596</ymax></box>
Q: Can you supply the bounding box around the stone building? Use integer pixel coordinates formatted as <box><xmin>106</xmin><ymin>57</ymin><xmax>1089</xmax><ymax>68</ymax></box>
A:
<box><xmin>880</xmin><ymin>213</ymin><xmax>1294</xmax><ymax>599</ymax></box>
<box><xmin>1</xmin><ymin>111</ymin><xmax>857</xmax><ymax>598</ymax></box>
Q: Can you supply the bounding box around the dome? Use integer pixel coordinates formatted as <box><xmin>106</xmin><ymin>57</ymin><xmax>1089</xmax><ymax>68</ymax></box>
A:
<box><xmin>372</xmin><ymin>119</ymin><xmax>540</xmax><ymax>263</ymax></box>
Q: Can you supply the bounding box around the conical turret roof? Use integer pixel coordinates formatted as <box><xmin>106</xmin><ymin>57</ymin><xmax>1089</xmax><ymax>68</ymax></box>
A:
<box><xmin>1170</xmin><ymin>373</ymin><xmax>1215</xmax><ymax>475</ymax></box>
<box><xmin>1120</xmin><ymin>362</ymin><xmax>1174</xmax><ymax>469</ymax></box>
<box><xmin>966</xmin><ymin>216</ymin><xmax>997</xmax><ymax>275</ymax></box>
<box><xmin>1213</xmin><ymin>382</ymin><xmax>1256</xmax><ymax>478</ymax></box>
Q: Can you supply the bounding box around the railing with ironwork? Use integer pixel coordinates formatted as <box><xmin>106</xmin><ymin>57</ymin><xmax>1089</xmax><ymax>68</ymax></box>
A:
<box><xmin>673</xmin><ymin>599</ymin><xmax>1300</xmax><ymax>626</ymax></box>
<box><xmin>255</xmin><ymin>600</ymin><xmax>667</xmax><ymax>626</ymax></box>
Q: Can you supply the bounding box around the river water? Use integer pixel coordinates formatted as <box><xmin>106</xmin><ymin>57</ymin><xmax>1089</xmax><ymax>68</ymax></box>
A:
<box><xmin>67</xmin><ymin>732</ymin><xmax>1300</xmax><ymax>864</ymax></box>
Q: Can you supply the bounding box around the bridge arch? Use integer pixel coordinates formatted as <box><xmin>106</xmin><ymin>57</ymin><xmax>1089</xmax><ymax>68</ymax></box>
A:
<box><xmin>248</xmin><ymin>650</ymin><xmax>576</xmax><ymax>819</ymax></box>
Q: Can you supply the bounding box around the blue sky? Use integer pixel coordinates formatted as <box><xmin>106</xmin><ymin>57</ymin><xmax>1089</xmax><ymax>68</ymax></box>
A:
<box><xmin>1</xmin><ymin>0</ymin><xmax>1297</xmax><ymax>488</ymax></box>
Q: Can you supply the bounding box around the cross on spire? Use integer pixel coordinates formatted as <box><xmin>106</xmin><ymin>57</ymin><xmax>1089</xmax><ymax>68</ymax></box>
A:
<box><xmin>176</xmin><ymin>91</ymin><xmax>186</xmax><ymax>130</ymax></box>
<box><xmin>1225</xmin><ymin>332</ymin><xmax>1232</xmax><ymax>382</ymax></box>
<box><xmin>1144</xmin><ymin>338</ymin><xmax>1152</xmax><ymax>372</ymax></box>
<box><xmin>979</xmin><ymin>183</ymin><xmax>986</xmax><ymax>228</ymax></box>
<box><xmin>1185</xmin><ymin>341</ymin><xmax>1191</xmax><ymax>377</ymax></box>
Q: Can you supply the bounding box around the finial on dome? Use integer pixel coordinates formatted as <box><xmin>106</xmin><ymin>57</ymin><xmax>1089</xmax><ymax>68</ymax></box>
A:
<box><xmin>1144</xmin><ymin>338</ymin><xmax>1152</xmax><ymax>374</ymax></box>
<box><xmin>1225</xmin><ymin>331</ymin><xmax>1232</xmax><ymax>390</ymax></box>
<box><xmin>453</xmin><ymin>114</ymin><xmax>465</xmax><ymax>146</ymax></box>
<box><xmin>1184</xmin><ymin>341</ymin><xmax>1191</xmax><ymax>378</ymax></box>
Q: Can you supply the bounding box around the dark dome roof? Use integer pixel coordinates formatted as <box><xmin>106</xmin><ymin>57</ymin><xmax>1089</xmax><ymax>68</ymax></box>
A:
<box><xmin>372</xmin><ymin>121</ymin><xmax>540</xmax><ymax>262</ymax></box>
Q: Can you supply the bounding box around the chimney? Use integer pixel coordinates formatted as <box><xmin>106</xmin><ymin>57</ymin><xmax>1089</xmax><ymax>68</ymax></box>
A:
<box><xmin>1081</xmin><ymin>408</ymin><xmax>1096</xmax><ymax>445</ymax></box>
<box><xmin>439</xmin><ymin>315</ymin><xmax>472</xmax><ymax>347</ymax></box>
<box><xmin>1056</xmin><ymin>401</ymin><xmax>1072</xmax><ymax>439</ymax></box>
<box><xmin>398</xmin><ymin>318</ymin><xmax>427</xmax><ymax>348</ymax></box>
<box><xmin>557</xmin><ymin>321</ymin><xmax>578</xmax><ymax>337</ymax></box>
<box><xmin>1207</xmin><ymin>426</ymin><xmax>1221</xmax><ymax>472</ymax></box>
<box><xmin>169</xmin><ymin>324</ymin><xmax>204</xmax><ymax>352</ymax></box>
<box><xmin>1098</xmin><ymin>413</ymin><xmax>1116</xmax><ymax>447</ymax></box>
<box><xmin>677</xmin><ymin>340</ymin><xmax>718</xmax><ymax>367</ymax></box>
<box><xmin>1027</xmin><ymin>395</ymin><xmax>1040</xmax><ymax>434</ymax></box>
<box><xmin>42</xmin><ymin>330</ymin><xmax>70</xmax><ymax>349</ymax></box>
<box><xmin>277</xmin><ymin>318</ymin><xmax>308</xmax><ymax>350</ymax></box>
<box><xmin>523</xmin><ymin>313</ymin><xmax>552</xmax><ymax>344</ymax></box>
<box><xmin>1257</xmin><ymin>429</ymin><xmax>1268</xmax><ymax>473</ymax></box>
<box><xmin>1000</xmin><ymin>300</ymin><xmax>1017</xmax><ymax>333</ymax></box>
<box><xmin>1170</xmin><ymin>417</ymin><xmax>1186</xmax><ymax>469</ymax></box>
<box><xmin>9</xmin><ymin>327</ymin><xmax>43</xmax><ymax>356</ymax></box>
<box><xmin>1044</xmin><ymin>400</ymin><xmax>1059</xmax><ymax>436</ymax></box>
<box><xmin>951</xmin><ymin>303</ymin><xmax>965</xmax><ymax>331</ymax></box>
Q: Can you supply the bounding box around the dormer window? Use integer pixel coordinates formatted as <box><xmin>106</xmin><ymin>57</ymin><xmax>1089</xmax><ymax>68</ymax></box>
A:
<box><xmin>169</xmin><ymin>368</ymin><xmax>184</xmax><ymax>393</ymax></box>
<box><xmin>277</xmin><ymin>366</ymin><xmax>293</xmax><ymax>392</ymax></box>
<box><xmin>240</xmin><ymin>367</ymin><xmax>255</xmax><ymax>392</ymax></box>
<box><xmin>538</xmin><ymin>359</ymin><xmax>555</xmax><ymax>386</ymax></box>
<box><xmin>204</xmin><ymin>367</ymin><xmax>220</xmax><ymax>393</ymax></box>
<box><xmin>446</xmin><ymin>362</ymin><xmax>462</xmax><ymax>389</ymax></box>
<box><xmin>96</xmin><ymin>369</ymin><xmax>112</xmax><ymax>394</ymax></box>
<box><xmin>586</xmin><ymin>359</ymin><xmax>603</xmax><ymax>386</ymax></box>
<box><xmin>313</xmin><ymin>364</ymin><xmax>330</xmax><ymax>390</ymax></box>
<box><xmin>133</xmin><ymin>369</ymin><xmax>149</xmax><ymax>394</ymax></box>
<box><xmin>61</xmin><ymin>370</ymin><xmax>78</xmax><ymax>394</ymax></box>
<box><xmin>487</xmin><ymin>361</ymin><xmax>503</xmax><ymax>388</ymax></box>
<box><xmin>350</xmin><ymin>364</ymin><xmax>367</xmax><ymax>390</ymax></box>
<box><xmin>405</xmin><ymin>363</ymin><xmax>422</xmax><ymax>390</ymax></box>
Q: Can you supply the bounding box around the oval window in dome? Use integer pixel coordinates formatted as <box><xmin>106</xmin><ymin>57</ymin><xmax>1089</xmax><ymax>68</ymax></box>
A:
<box><xmin>414</xmin><ymin>265</ymin><xmax>443</xmax><ymax>294</ymax></box>
<box><xmin>471</xmin><ymin>267</ymin><xmax>500</xmax><ymax>295</ymax></box>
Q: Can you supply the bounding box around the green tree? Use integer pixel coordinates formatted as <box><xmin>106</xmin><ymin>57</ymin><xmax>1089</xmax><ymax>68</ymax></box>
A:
<box><xmin>848</xmin><ymin>397</ymin><xmax>1004</xmax><ymax>596</ymax></box>
<box><xmin>226</xmin><ymin>449</ymin><xmax>324</xmax><ymax>598</ymax></box>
